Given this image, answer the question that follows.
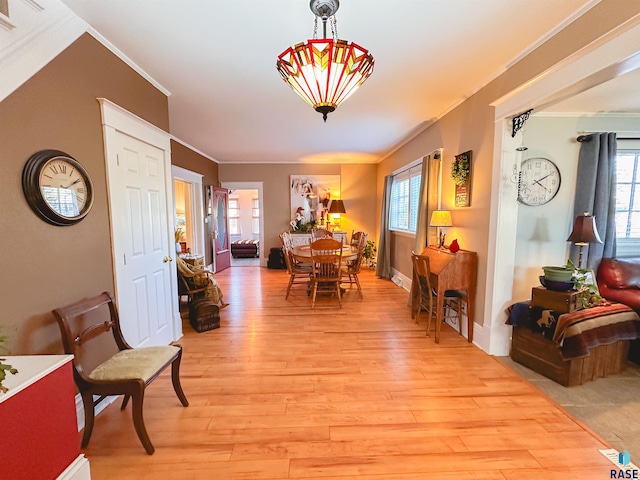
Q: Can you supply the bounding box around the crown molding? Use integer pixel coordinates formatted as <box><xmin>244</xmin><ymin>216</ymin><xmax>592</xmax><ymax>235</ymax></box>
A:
<box><xmin>0</xmin><ymin>0</ymin><xmax>86</xmax><ymax>102</ymax></box>
<box><xmin>0</xmin><ymin>0</ymin><xmax>169</xmax><ymax>103</ymax></box>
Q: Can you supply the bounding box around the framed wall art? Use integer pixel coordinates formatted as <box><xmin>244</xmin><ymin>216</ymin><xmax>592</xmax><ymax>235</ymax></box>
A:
<box><xmin>290</xmin><ymin>175</ymin><xmax>340</xmax><ymax>228</ymax></box>
<box><xmin>452</xmin><ymin>150</ymin><xmax>472</xmax><ymax>207</ymax></box>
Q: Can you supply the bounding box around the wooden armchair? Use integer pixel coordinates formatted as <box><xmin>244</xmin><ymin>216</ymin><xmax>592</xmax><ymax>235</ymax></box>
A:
<box><xmin>52</xmin><ymin>292</ymin><xmax>189</xmax><ymax>455</ymax></box>
<box><xmin>342</xmin><ymin>233</ymin><xmax>366</xmax><ymax>298</ymax></box>
<box><xmin>280</xmin><ymin>233</ymin><xmax>312</xmax><ymax>298</ymax></box>
<box><xmin>311</xmin><ymin>228</ymin><xmax>333</xmax><ymax>241</ymax></box>
<box><xmin>177</xmin><ymin>256</ymin><xmax>224</xmax><ymax>306</ymax></box>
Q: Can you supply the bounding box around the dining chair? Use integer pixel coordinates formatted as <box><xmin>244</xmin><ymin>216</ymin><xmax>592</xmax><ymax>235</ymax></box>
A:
<box><xmin>309</xmin><ymin>238</ymin><xmax>344</xmax><ymax>308</ymax></box>
<box><xmin>411</xmin><ymin>252</ymin><xmax>464</xmax><ymax>337</ymax></box>
<box><xmin>341</xmin><ymin>233</ymin><xmax>365</xmax><ymax>298</ymax></box>
<box><xmin>411</xmin><ymin>252</ymin><xmax>437</xmax><ymax>335</ymax></box>
<box><xmin>52</xmin><ymin>292</ymin><xmax>189</xmax><ymax>455</ymax></box>
<box><xmin>350</xmin><ymin>231</ymin><xmax>367</xmax><ymax>247</ymax></box>
<box><xmin>311</xmin><ymin>228</ymin><xmax>333</xmax><ymax>241</ymax></box>
<box><xmin>280</xmin><ymin>234</ymin><xmax>312</xmax><ymax>299</ymax></box>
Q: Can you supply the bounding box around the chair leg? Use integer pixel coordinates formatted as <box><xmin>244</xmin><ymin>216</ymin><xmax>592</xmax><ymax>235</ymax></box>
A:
<box><xmin>353</xmin><ymin>273</ymin><xmax>363</xmax><ymax>299</ymax></box>
<box><xmin>285</xmin><ymin>274</ymin><xmax>294</xmax><ymax>299</ymax></box>
<box><xmin>336</xmin><ymin>280</ymin><xmax>342</xmax><ymax>307</ymax></box>
<box><xmin>130</xmin><ymin>385</ymin><xmax>154</xmax><ymax>455</ymax></box>
<box><xmin>425</xmin><ymin>296</ymin><xmax>434</xmax><ymax>337</ymax></box>
<box><xmin>80</xmin><ymin>392</ymin><xmax>95</xmax><ymax>448</ymax></box>
<box><xmin>457</xmin><ymin>299</ymin><xmax>463</xmax><ymax>336</ymax></box>
<box><xmin>171</xmin><ymin>354</ymin><xmax>189</xmax><ymax>407</ymax></box>
<box><xmin>311</xmin><ymin>281</ymin><xmax>318</xmax><ymax>308</ymax></box>
<box><xmin>121</xmin><ymin>394</ymin><xmax>130</xmax><ymax>410</ymax></box>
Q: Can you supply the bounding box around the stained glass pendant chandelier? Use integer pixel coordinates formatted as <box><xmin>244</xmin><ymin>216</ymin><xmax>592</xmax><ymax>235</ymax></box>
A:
<box><xmin>276</xmin><ymin>0</ymin><xmax>375</xmax><ymax>122</ymax></box>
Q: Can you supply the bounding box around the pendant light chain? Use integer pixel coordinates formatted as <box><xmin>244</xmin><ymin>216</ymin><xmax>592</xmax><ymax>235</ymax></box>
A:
<box><xmin>313</xmin><ymin>17</ymin><xmax>318</xmax><ymax>39</ymax></box>
<box><xmin>330</xmin><ymin>16</ymin><xmax>338</xmax><ymax>40</ymax></box>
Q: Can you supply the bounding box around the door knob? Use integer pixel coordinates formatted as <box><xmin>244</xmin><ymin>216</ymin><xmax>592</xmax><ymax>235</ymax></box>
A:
<box><xmin>163</xmin><ymin>256</ymin><xmax>173</xmax><ymax>263</ymax></box>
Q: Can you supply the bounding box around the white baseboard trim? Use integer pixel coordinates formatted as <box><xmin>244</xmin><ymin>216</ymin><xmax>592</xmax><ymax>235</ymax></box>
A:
<box><xmin>390</xmin><ymin>268</ymin><xmax>412</xmax><ymax>293</ymax></box>
<box><xmin>75</xmin><ymin>393</ymin><xmax>118</xmax><ymax>432</ymax></box>
<box><xmin>56</xmin><ymin>454</ymin><xmax>91</xmax><ymax>480</ymax></box>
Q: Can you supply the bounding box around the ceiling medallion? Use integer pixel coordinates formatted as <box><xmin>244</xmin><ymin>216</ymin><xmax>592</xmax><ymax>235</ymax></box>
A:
<box><xmin>276</xmin><ymin>0</ymin><xmax>375</xmax><ymax>122</ymax></box>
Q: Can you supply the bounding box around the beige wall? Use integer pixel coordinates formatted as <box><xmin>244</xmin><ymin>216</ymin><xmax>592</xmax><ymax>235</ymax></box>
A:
<box><xmin>219</xmin><ymin>163</ymin><xmax>378</xmax><ymax>254</ymax></box>
<box><xmin>377</xmin><ymin>0</ymin><xmax>640</xmax><ymax>328</ymax></box>
<box><xmin>0</xmin><ymin>33</ymin><xmax>192</xmax><ymax>355</ymax></box>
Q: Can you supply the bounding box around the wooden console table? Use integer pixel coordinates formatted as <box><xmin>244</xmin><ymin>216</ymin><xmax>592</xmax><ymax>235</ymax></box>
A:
<box><xmin>412</xmin><ymin>246</ymin><xmax>478</xmax><ymax>343</ymax></box>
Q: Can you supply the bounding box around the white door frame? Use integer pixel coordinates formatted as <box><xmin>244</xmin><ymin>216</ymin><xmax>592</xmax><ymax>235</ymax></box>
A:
<box><xmin>480</xmin><ymin>18</ymin><xmax>640</xmax><ymax>356</ymax></box>
<box><xmin>98</xmin><ymin>97</ymin><xmax>182</xmax><ymax>342</ymax></box>
<box><xmin>221</xmin><ymin>181</ymin><xmax>265</xmax><ymax>267</ymax></box>
<box><xmin>172</xmin><ymin>165</ymin><xmax>205</xmax><ymax>257</ymax></box>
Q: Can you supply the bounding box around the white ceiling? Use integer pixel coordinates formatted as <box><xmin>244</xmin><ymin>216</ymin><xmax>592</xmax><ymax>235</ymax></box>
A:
<box><xmin>61</xmin><ymin>0</ymin><xmax>600</xmax><ymax>164</ymax></box>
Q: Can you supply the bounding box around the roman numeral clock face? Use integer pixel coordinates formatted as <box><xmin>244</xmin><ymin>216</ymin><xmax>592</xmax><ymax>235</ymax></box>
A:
<box><xmin>517</xmin><ymin>157</ymin><xmax>561</xmax><ymax>206</ymax></box>
<box><xmin>22</xmin><ymin>150</ymin><xmax>94</xmax><ymax>226</ymax></box>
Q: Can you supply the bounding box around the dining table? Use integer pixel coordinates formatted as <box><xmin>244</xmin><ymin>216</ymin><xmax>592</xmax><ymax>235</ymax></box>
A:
<box><xmin>291</xmin><ymin>244</ymin><xmax>359</xmax><ymax>263</ymax></box>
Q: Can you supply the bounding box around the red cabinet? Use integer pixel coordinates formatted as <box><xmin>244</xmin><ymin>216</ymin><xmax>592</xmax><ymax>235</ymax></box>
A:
<box><xmin>0</xmin><ymin>355</ymin><xmax>90</xmax><ymax>480</ymax></box>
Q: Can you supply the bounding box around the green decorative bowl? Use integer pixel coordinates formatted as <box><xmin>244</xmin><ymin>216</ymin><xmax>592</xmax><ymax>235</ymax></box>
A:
<box><xmin>542</xmin><ymin>266</ymin><xmax>573</xmax><ymax>282</ymax></box>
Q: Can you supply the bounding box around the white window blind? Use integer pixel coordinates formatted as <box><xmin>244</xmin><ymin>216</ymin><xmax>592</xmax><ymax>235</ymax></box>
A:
<box><xmin>615</xmin><ymin>146</ymin><xmax>640</xmax><ymax>256</ymax></box>
<box><xmin>229</xmin><ymin>197</ymin><xmax>240</xmax><ymax>235</ymax></box>
<box><xmin>389</xmin><ymin>164</ymin><xmax>422</xmax><ymax>234</ymax></box>
<box><xmin>252</xmin><ymin>197</ymin><xmax>260</xmax><ymax>235</ymax></box>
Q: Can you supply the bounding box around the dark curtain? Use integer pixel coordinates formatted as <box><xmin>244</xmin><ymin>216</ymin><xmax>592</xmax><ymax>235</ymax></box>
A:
<box><xmin>413</xmin><ymin>157</ymin><xmax>430</xmax><ymax>254</ymax></box>
<box><xmin>571</xmin><ymin>132</ymin><xmax>617</xmax><ymax>269</ymax></box>
<box><xmin>376</xmin><ymin>175</ymin><xmax>393</xmax><ymax>279</ymax></box>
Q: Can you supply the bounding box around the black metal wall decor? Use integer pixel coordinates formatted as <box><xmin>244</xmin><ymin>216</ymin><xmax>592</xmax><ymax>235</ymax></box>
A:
<box><xmin>511</xmin><ymin>108</ymin><xmax>533</xmax><ymax>137</ymax></box>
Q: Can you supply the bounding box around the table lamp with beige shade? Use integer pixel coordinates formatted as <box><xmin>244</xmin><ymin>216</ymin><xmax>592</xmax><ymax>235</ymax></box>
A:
<box><xmin>430</xmin><ymin>210</ymin><xmax>452</xmax><ymax>249</ymax></box>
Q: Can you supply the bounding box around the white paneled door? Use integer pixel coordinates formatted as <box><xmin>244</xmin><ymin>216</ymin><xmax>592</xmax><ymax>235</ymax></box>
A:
<box><xmin>107</xmin><ymin>131</ymin><xmax>174</xmax><ymax>347</ymax></box>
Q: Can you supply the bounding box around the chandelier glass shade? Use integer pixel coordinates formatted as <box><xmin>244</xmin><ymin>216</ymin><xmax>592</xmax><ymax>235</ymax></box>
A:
<box><xmin>276</xmin><ymin>1</ymin><xmax>374</xmax><ymax>121</ymax></box>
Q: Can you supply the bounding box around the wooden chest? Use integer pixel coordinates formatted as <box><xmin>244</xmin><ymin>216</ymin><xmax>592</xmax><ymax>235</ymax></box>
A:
<box><xmin>531</xmin><ymin>287</ymin><xmax>580</xmax><ymax>313</ymax></box>
<box><xmin>189</xmin><ymin>298</ymin><xmax>220</xmax><ymax>332</ymax></box>
<box><xmin>510</xmin><ymin>326</ymin><xmax>629</xmax><ymax>386</ymax></box>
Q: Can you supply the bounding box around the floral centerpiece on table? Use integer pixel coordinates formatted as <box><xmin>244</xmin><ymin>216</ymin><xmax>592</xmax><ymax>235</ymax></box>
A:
<box><xmin>289</xmin><ymin>206</ymin><xmax>317</xmax><ymax>233</ymax></box>
<box><xmin>290</xmin><ymin>219</ymin><xmax>317</xmax><ymax>233</ymax></box>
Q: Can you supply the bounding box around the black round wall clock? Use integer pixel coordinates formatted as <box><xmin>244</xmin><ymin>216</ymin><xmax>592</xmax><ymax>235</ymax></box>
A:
<box><xmin>22</xmin><ymin>149</ymin><xmax>94</xmax><ymax>226</ymax></box>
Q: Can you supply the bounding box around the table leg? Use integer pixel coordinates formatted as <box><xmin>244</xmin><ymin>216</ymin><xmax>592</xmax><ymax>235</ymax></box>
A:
<box><xmin>435</xmin><ymin>290</ymin><xmax>445</xmax><ymax>343</ymax></box>
<box><xmin>466</xmin><ymin>288</ymin><xmax>474</xmax><ymax>343</ymax></box>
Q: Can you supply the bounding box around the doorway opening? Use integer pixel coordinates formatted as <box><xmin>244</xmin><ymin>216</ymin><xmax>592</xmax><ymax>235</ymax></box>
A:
<box><xmin>229</xmin><ymin>189</ymin><xmax>260</xmax><ymax>267</ymax></box>
<box><xmin>222</xmin><ymin>182</ymin><xmax>265</xmax><ymax>267</ymax></box>
<box><xmin>172</xmin><ymin>166</ymin><xmax>205</xmax><ymax>262</ymax></box>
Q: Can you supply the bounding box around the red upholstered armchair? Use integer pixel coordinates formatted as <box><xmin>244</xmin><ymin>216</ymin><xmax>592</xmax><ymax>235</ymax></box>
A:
<box><xmin>597</xmin><ymin>258</ymin><xmax>640</xmax><ymax>312</ymax></box>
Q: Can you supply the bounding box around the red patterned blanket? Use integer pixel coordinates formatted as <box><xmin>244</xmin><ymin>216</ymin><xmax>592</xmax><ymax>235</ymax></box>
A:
<box><xmin>552</xmin><ymin>303</ymin><xmax>640</xmax><ymax>360</ymax></box>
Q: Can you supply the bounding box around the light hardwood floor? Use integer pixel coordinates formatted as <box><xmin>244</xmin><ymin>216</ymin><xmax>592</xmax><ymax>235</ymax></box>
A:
<box><xmin>85</xmin><ymin>267</ymin><xmax>616</xmax><ymax>479</ymax></box>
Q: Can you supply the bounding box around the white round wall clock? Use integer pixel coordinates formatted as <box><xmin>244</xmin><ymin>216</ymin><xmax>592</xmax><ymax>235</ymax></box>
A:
<box><xmin>517</xmin><ymin>157</ymin><xmax>561</xmax><ymax>206</ymax></box>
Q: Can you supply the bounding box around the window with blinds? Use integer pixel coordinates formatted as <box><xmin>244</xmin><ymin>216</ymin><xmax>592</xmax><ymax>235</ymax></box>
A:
<box><xmin>251</xmin><ymin>197</ymin><xmax>260</xmax><ymax>235</ymax></box>
<box><xmin>389</xmin><ymin>164</ymin><xmax>422</xmax><ymax>234</ymax></box>
<box><xmin>229</xmin><ymin>197</ymin><xmax>240</xmax><ymax>235</ymax></box>
<box><xmin>616</xmin><ymin>147</ymin><xmax>640</xmax><ymax>256</ymax></box>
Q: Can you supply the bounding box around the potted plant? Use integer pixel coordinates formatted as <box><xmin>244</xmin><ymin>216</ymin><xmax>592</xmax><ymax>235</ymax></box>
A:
<box><xmin>566</xmin><ymin>259</ymin><xmax>604</xmax><ymax>309</ymax></box>
<box><xmin>0</xmin><ymin>336</ymin><xmax>18</xmax><ymax>394</ymax></box>
<box><xmin>362</xmin><ymin>240</ymin><xmax>377</xmax><ymax>269</ymax></box>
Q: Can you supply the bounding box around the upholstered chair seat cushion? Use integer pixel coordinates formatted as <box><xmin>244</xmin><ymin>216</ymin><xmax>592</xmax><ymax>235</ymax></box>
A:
<box><xmin>89</xmin><ymin>345</ymin><xmax>180</xmax><ymax>382</ymax></box>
